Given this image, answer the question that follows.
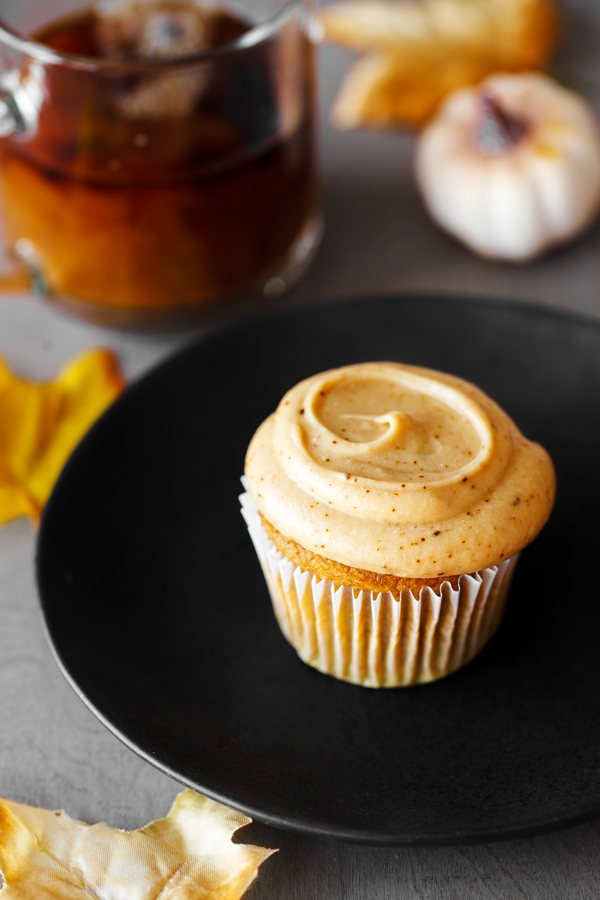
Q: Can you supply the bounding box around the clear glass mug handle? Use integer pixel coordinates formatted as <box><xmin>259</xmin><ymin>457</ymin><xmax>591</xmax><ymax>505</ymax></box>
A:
<box><xmin>0</xmin><ymin>79</ymin><xmax>39</xmax><ymax>294</ymax></box>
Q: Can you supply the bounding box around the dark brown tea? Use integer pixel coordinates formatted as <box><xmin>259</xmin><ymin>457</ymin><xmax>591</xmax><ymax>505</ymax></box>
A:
<box><xmin>0</xmin><ymin>1</ymin><xmax>318</xmax><ymax>319</ymax></box>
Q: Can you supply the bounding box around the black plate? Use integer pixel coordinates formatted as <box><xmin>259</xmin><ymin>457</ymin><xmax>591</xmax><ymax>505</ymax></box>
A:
<box><xmin>36</xmin><ymin>295</ymin><xmax>600</xmax><ymax>846</ymax></box>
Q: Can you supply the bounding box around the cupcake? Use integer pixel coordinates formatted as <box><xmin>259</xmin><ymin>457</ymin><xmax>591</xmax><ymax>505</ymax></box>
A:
<box><xmin>241</xmin><ymin>362</ymin><xmax>555</xmax><ymax>687</ymax></box>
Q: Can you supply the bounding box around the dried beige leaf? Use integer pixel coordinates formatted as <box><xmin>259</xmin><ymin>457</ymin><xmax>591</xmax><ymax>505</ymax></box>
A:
<box><xmin>320</xmin><ymin>0</ymin><xmax>560</xmax><ymax>128</ymax></box>
<box><xmin>0</xmin><ymin>789</ymin><xmax>275</xmax><ymax>899</ymax></box>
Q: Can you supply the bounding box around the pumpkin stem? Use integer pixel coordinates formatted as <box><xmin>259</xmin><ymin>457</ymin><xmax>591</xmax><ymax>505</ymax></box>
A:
<box><xmin>475</xmin><ymin>92</ymin><xmax>528</xmax><ymax>155</ymax></box>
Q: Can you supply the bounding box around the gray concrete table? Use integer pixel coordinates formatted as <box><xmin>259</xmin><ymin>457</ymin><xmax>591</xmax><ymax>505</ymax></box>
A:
<box><xmin>2</xmin><ymin>5</ymin><xmax>600</xmax><ymax>896</ymax></box>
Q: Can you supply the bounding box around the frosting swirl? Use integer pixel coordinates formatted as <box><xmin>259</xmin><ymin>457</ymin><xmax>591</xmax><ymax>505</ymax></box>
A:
<box><xmin>245</xmin><ymin>363</ymin><xmax>555</xmax><ymax>577</ymax></box>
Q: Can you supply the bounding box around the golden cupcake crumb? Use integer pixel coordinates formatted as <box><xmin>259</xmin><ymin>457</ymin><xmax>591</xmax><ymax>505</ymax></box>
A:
<box><xmin>261</xmin><ymin>513</ymin><xmax>466</xmax><ymax>595</ymax></box>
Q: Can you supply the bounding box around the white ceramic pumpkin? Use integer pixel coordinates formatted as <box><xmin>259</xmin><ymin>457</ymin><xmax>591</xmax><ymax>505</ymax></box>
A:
<box><xmin>414</xmin><ymin>72</ymin><xmax>600</xmax><ymax>261</ymax></box>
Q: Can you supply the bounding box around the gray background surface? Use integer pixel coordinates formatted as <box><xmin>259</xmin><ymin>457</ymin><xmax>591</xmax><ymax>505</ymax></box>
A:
<box><xmin>2</xmin><ymin>2</ymin><xmax>600</xmax><ymax>896</ymax></box>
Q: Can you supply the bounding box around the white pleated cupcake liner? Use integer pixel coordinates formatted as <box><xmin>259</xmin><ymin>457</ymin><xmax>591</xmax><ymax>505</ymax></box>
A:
<box><xmin>240</xmin><ymin>480</ymin><xmax>518</xmax><ymax>688</ymax></box>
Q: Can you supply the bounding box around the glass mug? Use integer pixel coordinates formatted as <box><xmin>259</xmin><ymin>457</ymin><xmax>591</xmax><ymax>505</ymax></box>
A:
<box><xmin>0</xmin><ymin>0</ymin><xmax>321</xmax><ymax>326</ymax></box>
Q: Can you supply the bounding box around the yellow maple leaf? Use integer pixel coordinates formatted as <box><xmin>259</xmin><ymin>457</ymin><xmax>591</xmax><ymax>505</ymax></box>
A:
<box><xmin>0</xmin><ymin>789</ymin><xmax>275</xmax><ymax>899</ymax></box>
<box><xmin>320</xmin><ymin>0</ymin><xmax>561</xmax><ymax>128</ymax></box>
<box><xmin>0</xmin><ymin>349</ymin><xmax>126</xmax><ymax>524</ymax></box>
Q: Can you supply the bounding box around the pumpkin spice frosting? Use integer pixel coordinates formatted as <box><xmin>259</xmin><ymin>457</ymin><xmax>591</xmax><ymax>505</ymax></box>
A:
<box><xmin>245</xmin><ymin>362</ymin><xmax>555</xmax><ymax>580</ymax></box>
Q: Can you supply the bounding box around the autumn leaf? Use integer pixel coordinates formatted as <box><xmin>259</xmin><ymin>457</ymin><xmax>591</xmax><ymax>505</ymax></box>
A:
<box><xmin>0</xmin><ymin>789</ymin><xmax>275</xmax><ymax>899</ymax></box>
<box><xmin>0</xmin><ymin>348</ymin><xmax>126</xmax><ymax>524</ymax></box>
<box><xmin>319</xmin><ymin>0</ymin><xmax>561</xmax><ymax>128</ymax></box>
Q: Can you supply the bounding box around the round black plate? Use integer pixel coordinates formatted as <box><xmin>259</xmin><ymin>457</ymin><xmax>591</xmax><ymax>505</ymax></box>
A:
<box><xmin>36</xmin><ymin>295</ymin><xmax>600</xmax><ymax>846</ymax></box>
